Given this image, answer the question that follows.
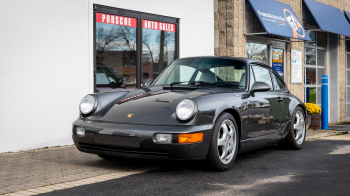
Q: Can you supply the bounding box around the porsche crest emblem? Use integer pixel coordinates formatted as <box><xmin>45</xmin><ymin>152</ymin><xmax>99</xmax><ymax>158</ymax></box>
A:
<box><xmin>127</xmin><ymin>114</ymin><xmax>133</xmax><ymax>118</ymax></box>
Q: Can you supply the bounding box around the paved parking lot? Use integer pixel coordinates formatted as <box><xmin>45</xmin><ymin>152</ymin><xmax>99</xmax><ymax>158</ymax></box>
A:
<box><xmin>0</xmin><ymin>146</ymin><xmax>162</xmax><ymax>195</ymax></box>
<box><xmin>1</xmin><ymin>130</ymin><xmax>349</xmax><ymax>196</ymax></box>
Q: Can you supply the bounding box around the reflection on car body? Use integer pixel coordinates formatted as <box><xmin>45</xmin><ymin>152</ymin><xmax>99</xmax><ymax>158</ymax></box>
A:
<box><xmin>73</xmin><ymin>57</ymin><xmax>311</xmax><ymax>171</ymax></box>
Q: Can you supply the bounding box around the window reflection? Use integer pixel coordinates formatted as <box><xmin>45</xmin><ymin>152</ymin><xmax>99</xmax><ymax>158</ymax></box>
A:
<box><xmin>96</xmin><ymin>16</ymin><xmax>137</xmax><ymax>91</ymax></box>
<box><xmin>305</xmin><ymin>48</ymin><xmax>316</xmax><ymax>65</ymax></box>
<box><xmin>251</xmin><ymin>65</ymin><xmax>273</xmax><ymax>89</ymax></box>
<box><xmin>305</xmin><ymin>67</ymin><xmax>316</xmax><ymax>85</ymax></box>
<box><xmin>142</xmin><ymin>23</ymin><xmax>176</xmax><ymax>82</ymax></box>
<box><xmin>246</xmin><ymin>42</ymin><xmax>268</xmax><ymax>64</ymax></box>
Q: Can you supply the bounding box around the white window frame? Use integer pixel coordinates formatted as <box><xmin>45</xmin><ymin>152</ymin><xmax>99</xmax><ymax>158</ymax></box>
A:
<box><xmin>304</xmin><ymin>31</ymin><xmax>327</xmax><ymax>105</ymax></box>
<box><xmin>346</xmin><ymin>40</ymin><xmax>350</xmax><ymax>120</ymax></box>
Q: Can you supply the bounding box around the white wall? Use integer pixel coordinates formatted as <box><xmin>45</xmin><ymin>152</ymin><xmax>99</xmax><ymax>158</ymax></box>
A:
<box><xmin>0</xmin><ymin>0</ymin><xmax>214</xmax><ymax>153</ymax></box>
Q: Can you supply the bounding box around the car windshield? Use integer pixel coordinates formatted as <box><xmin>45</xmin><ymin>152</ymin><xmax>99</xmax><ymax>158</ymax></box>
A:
<box><xmin>153</xmin><ymin>58</ymin><xmax>247</xmax><ymax>89</ymax></box>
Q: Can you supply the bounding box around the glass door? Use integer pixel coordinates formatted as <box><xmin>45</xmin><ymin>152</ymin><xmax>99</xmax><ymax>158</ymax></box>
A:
<box><xmin>272</xmin><ymin>48</ymin><xmax>284</xmax><ymax>79</ymax></box>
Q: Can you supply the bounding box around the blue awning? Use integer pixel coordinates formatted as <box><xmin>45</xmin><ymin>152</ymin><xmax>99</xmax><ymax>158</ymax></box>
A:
<box><xmin>247</xmin><ymin>0</ymin><xmax>311</xmax><ymax>41</ymax></box>
<box><xmin>303</xmin><ymin>0</ymin><xmax>350</xmax><ymax>37</ymax></box>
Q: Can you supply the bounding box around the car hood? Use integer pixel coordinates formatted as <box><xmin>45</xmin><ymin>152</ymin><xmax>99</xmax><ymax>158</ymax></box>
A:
<box><xmin>86</xmin><ymin>86</ymin><xmax>240</xmax><ymax>125</ymax></box>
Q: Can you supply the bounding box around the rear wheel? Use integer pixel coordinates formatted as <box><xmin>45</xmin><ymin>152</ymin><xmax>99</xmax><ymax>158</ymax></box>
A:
<box><xmin>206</xmin><ymin>113</ymin><xmax>239</xmax><ymax>171</ymax></box>
<box><xmin>283</xmin><ymin>106</ymin><xmax>306</xmax><ymax>150</ymax></box>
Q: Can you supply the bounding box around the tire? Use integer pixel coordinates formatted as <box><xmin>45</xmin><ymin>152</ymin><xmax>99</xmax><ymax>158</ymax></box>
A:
<box><xmin>97</xmin><ymin>154</ymin><xmax>116</xmax><ymax>160</ymax></box>
<box><xmin>206</xmin><ymin>112</ymin><xmax>239</xmax><ymax>171</ymax></box>
<box><xmin>283</xmin><ymin>106</ymin><xmax>306</xmax><ymax>150</ymax></box>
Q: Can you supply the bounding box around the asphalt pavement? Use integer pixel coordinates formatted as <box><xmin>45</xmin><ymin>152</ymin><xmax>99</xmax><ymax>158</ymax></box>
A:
<box><xmin>40</xmin><ymin>139</ymin><xmax>350</xmax><ymax>196</ymax></box>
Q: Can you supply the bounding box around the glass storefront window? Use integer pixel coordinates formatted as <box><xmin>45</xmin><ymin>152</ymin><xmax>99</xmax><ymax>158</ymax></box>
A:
<box><xmin>142</xmin><ymin>20</ymin><xmax>176</xmax><ymax>82</ymax></box>
<box><xmin>316</xmin><ymin>87</ymin><xmax>321</xmax><ymax>105</ymax></box>
<box><xmin>305</xmin><ymin>48</ymin><xmax>316</xmax><ymax>65</ymax></box>
<box><xmin>317</xmin><ymin>68</ymin><xmax>326</xmax><ymax>85</ymax></box>
<box><xmin>95</xmin><ymin>13</ymin><xmax>137</xmax><ymax>90</ymax></box>
<box><xmin>94</xmin><ymin>8</ymin><xmax>179</xmax><ymax>91</ymax></box>
<box><xmin>305</xmin><ymin>87</ymin><xmax>316</xmax><ymax>104</ymax></box>
<box><xmin>316</xmin><ymin>32</ymin><xmax>326</xmax><ymax>48</ymax></box>
<box><xmin>246</xmin><ymin>42</ymin><xmax>268</xmax><ymax>64</ymax></box>
<box><xmin>304</xmin><ymin>31</ymin><xmax>327</xmax><ymax>105</ymax></box>
<box><xmin>305</xmin><ymin>67</ymin><xmax>316</xmax><ymax>85</ymax></box>
<box><xmin>305</xmin><ymin>31</ymin><xmax>316</xmax><ymax>46</ymax></box>
<box><xmin>347</xmin><ymin>54</ymin><xmax>350</xmax><ymax>69</ymax></box>
<box><xmin>317</xmin><ymin>49</ymin><xmax>326</xmax><ymax>66</ymax></box>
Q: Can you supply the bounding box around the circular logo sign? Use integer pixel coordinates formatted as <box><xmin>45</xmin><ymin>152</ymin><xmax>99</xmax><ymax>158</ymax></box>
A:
<box><xmin>283</xmin><ymin>9</ymin><xmax>305</xmax><ymax>38</ymax></box>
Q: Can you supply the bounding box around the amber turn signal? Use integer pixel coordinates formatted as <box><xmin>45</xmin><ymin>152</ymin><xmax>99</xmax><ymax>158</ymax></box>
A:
<box><xmin>178</xmin><ymin>132</ymin><xmax>203</xmax><ymax>143</ymax></box>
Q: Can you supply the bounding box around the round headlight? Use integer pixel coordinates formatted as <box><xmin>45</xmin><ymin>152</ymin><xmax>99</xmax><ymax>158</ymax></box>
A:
<box><xmin>80</xmin><ymin>95</ymin><xmax>97</xmax><ymax>115</ymax></box>
<box><xmin>176</xmin><ymin>99</ymin><xmax>196</xmax><ymax>121</ymax></box>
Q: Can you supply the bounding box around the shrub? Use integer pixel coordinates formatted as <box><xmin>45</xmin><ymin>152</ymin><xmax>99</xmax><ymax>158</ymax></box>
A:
<box><xmin>305</xmin><ymin>103</ymin><xmax>321</xmax><ymax>114</ymax></box>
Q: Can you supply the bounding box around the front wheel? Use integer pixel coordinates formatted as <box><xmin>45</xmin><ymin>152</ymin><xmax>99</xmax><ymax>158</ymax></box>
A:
<box><xmin>283</xmin><ymin>106</ymin><xmax>306</xmax><ymax>150</ymax></box>
<box><xmin>206</xmin><ymin>113</ymin><xmax>239</xmax><ymax>171</ymax></box>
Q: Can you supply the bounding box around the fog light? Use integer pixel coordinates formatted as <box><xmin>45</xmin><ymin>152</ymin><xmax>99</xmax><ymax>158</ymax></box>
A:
<box><xmin>76</xmin><ymin>127</ymin><xmax>85</xmax><ymax>137</ymax></box>
<box><xmin>178</xmin><ymin>132</ymin><xmax>203</xmax><ymax>143</ymax></box>
<box><xmin>155</xmin><ymin>134</ymin><xmax>172</xmax><ymax>143</ymax></box>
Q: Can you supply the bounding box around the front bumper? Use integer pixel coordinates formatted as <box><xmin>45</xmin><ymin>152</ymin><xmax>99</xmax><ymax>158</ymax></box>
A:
<box><xmin>72</xmin><ymin>119</ymin><xmax>213</xmax><ymax>160</ymax></box>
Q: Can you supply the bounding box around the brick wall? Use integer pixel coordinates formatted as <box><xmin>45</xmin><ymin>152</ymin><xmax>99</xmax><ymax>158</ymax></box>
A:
<box><xmin>214</xmin><ymin>0</ymin><xmax>350</xmax><ymax>122</ymax></box>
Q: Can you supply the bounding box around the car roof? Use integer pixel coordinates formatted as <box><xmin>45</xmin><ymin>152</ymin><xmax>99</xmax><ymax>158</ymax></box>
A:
<box><xmin>175</xmin><ymin>56</ymin><xmax>269</xmax><ymax>68</ymax></box>
<box><xmin>174</xmin><ymin>56</ymin><xmax>284</xmax><ymax>82</ymax></box>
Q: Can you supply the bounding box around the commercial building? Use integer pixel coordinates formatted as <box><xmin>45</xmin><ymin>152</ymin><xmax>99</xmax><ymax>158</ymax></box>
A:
<box><xmin>0</xmin><ymin>0</ymin><xmax>214</xmax><ymax>153</ymax></box>
<box><xmin>214</xmin><ymin>0</ymin><xmax>350</xmax><ymax>122</ymax></box>
<box><xmin>1</xmin><ymin>0</ymin><xmax>350</xmax><ymax>153</ymax></box>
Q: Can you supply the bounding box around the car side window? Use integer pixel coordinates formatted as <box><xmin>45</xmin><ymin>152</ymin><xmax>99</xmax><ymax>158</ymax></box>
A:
<box><xmin>249</xmin><ymin>66</ymin><xmax>255</xmax><ymax>90</ymax></box>
<box><xmin>271</xmin><ymin>72</ymin><xmax>285</xmax><ymax>90</ymax></box>
<box><xmin>251</xmin><ymin>65</ymin><xmax>273</xmax><ymax>90</ymax></box>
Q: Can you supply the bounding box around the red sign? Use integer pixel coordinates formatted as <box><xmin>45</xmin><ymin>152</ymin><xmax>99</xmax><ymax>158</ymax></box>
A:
<box><xmin>143</xmin><ymin>20</ymin><xmax>175</xmax><ymax>32</ymax></box>
<box><xmin>96</xmin><ymin>13</ymin><xmax>137</xmax><ymax>27</ymax></box>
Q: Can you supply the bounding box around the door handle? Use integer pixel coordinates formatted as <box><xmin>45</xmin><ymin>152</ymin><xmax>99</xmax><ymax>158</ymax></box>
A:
<box><xmin>277</xmin><ymin>97</ymin><xmax>283</xmax><ymax>102</ymax></box>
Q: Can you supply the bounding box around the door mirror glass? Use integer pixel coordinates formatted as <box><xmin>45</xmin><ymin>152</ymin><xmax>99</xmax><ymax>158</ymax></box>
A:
<box><xmin>251</xmin><ymin>82</ymin><xmax>271</xmax><ymax>93</ymax></box>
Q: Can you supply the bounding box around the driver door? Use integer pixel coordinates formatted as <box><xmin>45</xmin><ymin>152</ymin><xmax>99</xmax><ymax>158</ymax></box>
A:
<box><xmin>246</xmin><ymin>64</ymin><xmax>282</xmax><ymax>144</ymax></box>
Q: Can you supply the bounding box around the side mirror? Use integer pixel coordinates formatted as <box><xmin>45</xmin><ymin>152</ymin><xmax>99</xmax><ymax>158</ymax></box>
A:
<box><xmin>143</xmin><ymin>78</ymin><xmax>153</xmax><ymax>87</ymax></box>
<box><xmin>118</xmin><ymin>78</ymin><xmax>123</xmax><ymax>84</ymax></box>
<box><xmin>251</xmin><ymin>82</ymin><xmax>270</xmax><ymax>93</ymax></box>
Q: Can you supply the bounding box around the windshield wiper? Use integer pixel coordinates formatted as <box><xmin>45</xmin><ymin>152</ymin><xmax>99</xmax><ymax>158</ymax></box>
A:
<box><xmin>170</xmin><ymin>81</ymin><xmax>190</xmax><ymax>87</ymax></box>
<box><xmin>191</xmin><ymin>81</ymin><xmax>244</xmax><ymax>88</ymax></box>
<box><xmin>215</xmin><ymin>81</ymin><xmax>245</xmax><ymax>88</ymax></box>
<box><xmin>169</xmin><ymin>81</ymin><xmax>244</xmax><ymax>88</ymax></box>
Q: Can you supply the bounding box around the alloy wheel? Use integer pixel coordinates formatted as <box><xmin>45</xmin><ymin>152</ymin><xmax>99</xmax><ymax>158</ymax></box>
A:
<box><xmin>217</xmin><ymin>119</ymin><xmax>236</xmax><ymax>164</ymax></box>
<box><xmin>293</xmin><ymin>110</ymin><xmax>305</xmax><ymax>145</ymax></box>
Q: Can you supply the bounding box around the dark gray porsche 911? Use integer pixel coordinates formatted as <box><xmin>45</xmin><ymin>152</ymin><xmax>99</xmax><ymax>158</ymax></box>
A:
<box><xmin>72</xmin><ymin>57</ymin><xmax>311</xmax><ymax>170</ymax></box>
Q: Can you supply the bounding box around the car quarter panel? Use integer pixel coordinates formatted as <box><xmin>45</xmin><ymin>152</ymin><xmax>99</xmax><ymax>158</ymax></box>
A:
<box><xmin>280</xmin><ymin>93</ymin><xmax>308</xmax><ymax>138</ymax></box>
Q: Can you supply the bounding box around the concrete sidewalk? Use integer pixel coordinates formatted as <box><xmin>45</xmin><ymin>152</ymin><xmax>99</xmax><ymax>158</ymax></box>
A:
<box><xmin>329</xmin><ymin>122</ymin><xmax>350</xmax><ymax>132</ymax></box>
<box><xmin>0</xmin><ymin>128</ymin><xmax>349</xmax><ymax>196</ymax></box>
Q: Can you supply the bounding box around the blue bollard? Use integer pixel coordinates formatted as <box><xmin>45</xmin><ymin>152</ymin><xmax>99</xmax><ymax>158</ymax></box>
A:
<box><xmin>321</xmin><ymin>75</ymin><xmax>328</xmax><ymax>130</ymax></box>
